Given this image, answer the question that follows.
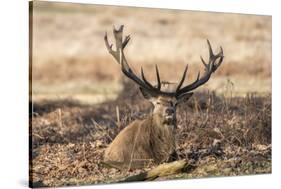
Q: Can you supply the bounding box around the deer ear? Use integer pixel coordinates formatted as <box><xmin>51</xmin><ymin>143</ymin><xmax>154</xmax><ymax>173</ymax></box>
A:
<box><xmin>176</xmin><ymin>92</ymin><xmax>193</xmax><ymax>105</ymax></box>
<box><xmin>139</xmin><ymin>87</ymin><xmax>157</xmax><ymax>100</ymax></box>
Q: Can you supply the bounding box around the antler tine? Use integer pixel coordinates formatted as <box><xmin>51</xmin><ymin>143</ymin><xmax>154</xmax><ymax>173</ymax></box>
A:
<box><xmin>141</xmin><ymin>67</ymin><xmax>155</xmax><ymax>89</ymax></box>
<box><xmin>206</xmin><ymin>39</ymin><xmax>215</xmax><ymax>72</ymax></box>
<box><xmin>175</xmin><ymin>40</ymin><xmax>224</xmax><ymax>97</ymax></box>
<box><xmin>104</xmin><ymin>32</ymin><xmax>117</xmax><ymax>60</ymax></box>
<box><xmin>207</xmin><ymin>39</ymin><xmax>214</xmax><ymax>58</ymax></box>
<box><xmin>200</xmin><ymin>56</ymin><xmax>208</xmax><ymax>69</ymax></box>
<box><xmin>176</xmin><ymin>64</ymin><xmax>188</xmax><ymax>92</ymax></box>
<box><xmin>213</xmin><ymin>46</ymin><xmax>224</xmax><ymax>72</ymax></box>
<box><xmin>155</xmin><ymin>65</ymin><xmax>161</xmax><ymax>90</ymax></box>
<box><xmin>141</xmin><ymin>65</ymin><xmax>163</xmax><ymax>92</ymax></box>
<box><xmin>113</xmin><ymin>25</ymin><xmax>124</xmax><ymax>53</ymax></box>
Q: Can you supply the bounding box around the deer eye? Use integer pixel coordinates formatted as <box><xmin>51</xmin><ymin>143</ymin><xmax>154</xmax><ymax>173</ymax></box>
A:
<box><xmin>156</xmin><ymin>102</ymin><xmax>161</xmax><ymax>105</ymax></box>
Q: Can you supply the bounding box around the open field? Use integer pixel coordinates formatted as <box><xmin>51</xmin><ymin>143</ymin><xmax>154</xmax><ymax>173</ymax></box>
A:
<box><xmin>31</xmin><ymin>1</ymin><xmax>271</xmax><ymax>103</ymax></box>
<box><xmin>30</xmin><ymin>1</ymin><xmax>271</xmax><ymax>187</ymax></box>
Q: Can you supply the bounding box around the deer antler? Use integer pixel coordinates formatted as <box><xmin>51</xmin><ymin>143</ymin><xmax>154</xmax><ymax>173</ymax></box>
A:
<box><xmin>175</xmin><ymin>40</ymin><xmax>224</xmax><ymax>98</ymax></box>
<box><xmin>104</xmin><ymin>25</ymin><xmax>174</xmax><ymax>96</ymax></box>
<box><xmin>104</xmin><ymin>26</ymin><xmax>224</xmax><ymax>98</ymax></box>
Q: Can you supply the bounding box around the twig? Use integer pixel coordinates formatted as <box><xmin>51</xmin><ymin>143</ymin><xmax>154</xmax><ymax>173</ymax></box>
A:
<box><xmin>57</xmin><ymin>108</ymin><xmax>63</xmax><ymax>128</ymax></box>
<box><xmin>91</xmin><ymin>118</ymin><xmax>104</xmax><ymax>132</ymax></box>
<box><xmin>82</xmin><ymin>142</ymin><xmax>86</xmax><ymax>161</ymax></box>
<box><xmin>57</xmin><ymin>108</ymin><xmax>64</xmax><ymax>137</ymax></box>
<box><xmin>116</xmin><ymin>106</ymin><xmax>121</xmax><ymax>129</ymax></box>
<box><xmin>32</xmin><ymin>133</ymin><xmax>44</xmax><ymax>139</ymax></box>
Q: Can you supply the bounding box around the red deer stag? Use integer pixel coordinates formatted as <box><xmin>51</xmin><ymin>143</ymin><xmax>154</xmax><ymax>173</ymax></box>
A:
<box><xmin>103</xmin><ymin>25</ymin><xmax>224</xmax><ymax>169</ymax></box>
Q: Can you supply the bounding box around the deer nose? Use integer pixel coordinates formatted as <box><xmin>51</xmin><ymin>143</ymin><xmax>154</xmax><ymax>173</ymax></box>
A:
<box><xmin>166</xmin><ymin>109</ymin><xmax>174</xmax><ymax>115</ymax></box>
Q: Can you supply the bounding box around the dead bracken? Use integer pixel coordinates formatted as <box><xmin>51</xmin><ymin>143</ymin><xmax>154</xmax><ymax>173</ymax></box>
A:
<box><xmin>30</xmin><ymin>83</ymin><xmax>271</xmax><ymax>187</ymax></box>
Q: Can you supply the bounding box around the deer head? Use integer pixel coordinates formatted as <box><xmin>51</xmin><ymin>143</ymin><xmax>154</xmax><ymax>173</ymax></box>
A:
<box><xmin>104</xmin><ymin>25</ymin><xmax>224</xmax><ymax>127</ymax></box>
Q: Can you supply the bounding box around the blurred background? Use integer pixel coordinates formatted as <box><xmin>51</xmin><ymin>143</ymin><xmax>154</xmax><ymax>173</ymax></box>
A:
<box><xmin>31</xmin><ymin>1</ymin><xmax>271</xmax><ymax>104</ymax></box>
